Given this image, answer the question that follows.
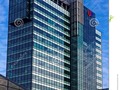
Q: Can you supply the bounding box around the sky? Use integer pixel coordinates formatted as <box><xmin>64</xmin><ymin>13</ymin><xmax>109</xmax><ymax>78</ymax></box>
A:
<box><xmin>0</xmin><ymin>0</ymin><xmax>109</xmax><ymax>88</ymax></box>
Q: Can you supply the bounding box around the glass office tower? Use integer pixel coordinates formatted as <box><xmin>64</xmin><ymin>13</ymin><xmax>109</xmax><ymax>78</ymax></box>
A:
<box><xmin>7</xmin><ymin>0</ymin><xmax>70</xmax><ymax>90</ymax></box>
<box><xmin>7</xmin><ymin>0</ymin><xmax>102</xmax><ymax>90</ymax></box>
<box><xmin>83</xmin><ymin>6</ymin><xmax>97</xmax><ymax>90</ymax></box>
<box><xmin>7</xmin><ymin>0</ymin><xmax>33</xmax><ymax>90</ymax></box>
<box><xmin>32</xmin><ymin>0</ymin><xmax>70</xmax><ymax>90</ymax></box>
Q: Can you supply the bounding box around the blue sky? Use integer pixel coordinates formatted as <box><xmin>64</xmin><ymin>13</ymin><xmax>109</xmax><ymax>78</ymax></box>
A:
<box><xmin>0</xmin><ymin>0</ymin><xmax>9</xmax><ymax>76</ymax></box>
<box><xmin>0</xmin><ymin>0</ymin><xmax>109</xmax><ymax>88</ymax></box>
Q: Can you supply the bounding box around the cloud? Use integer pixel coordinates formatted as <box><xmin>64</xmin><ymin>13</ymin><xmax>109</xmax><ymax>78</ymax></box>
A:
<box><xmin>103</xmin><ymin>69</ymin><xmax>109</xmax><ymax>88</ymax></box>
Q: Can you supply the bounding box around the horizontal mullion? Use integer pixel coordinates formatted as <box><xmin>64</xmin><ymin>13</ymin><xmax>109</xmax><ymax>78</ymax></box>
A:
<box><xmin>33</xmin><ymin>49</ymin><xmax>70</xmax><ymax>65</ymax></box>
<box><xmin>34</xmin><ymin>0</ymin><xmax>70</xmax><ymax>23</ymax></box>
<box><xmin>33</xmin><ymin>23</ymin><xmax>70</xmax><ymax>44</ymax></box>
<box><xmin>33</xmin><ymin>31</ymin><xmax>70</xmax><ymax>50</ymax></box>
<box><xmin>34</xmin><ymin>16</ymin><xmax>70</xmax><ymax>38</ymax></box>
<box><xmin>33</xmin><ymin>56</ymin><xmax>70</xmax><ymax>71</ymax></box>
<box><xmin>34</xmin><ymin>8</ymin><xmax>70</xmax><ymax>30</ymax></box>
<box><xmin>33</xmin><ymin>40</ymin><xmax>70</xmax><ymax>57</ymax></box>
<box><xmin>33</xmin><ymin>65</ymin><xmax>70</xmax><ymax>79</ymax></box>
<box><xmin>32</xmin><ymin>73</ymin><xmax>70</xmax><ymax>86</ymax></box>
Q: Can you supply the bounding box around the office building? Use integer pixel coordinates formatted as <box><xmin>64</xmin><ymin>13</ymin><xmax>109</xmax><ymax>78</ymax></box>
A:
<box><xmin>7</xmin><ymin>0</ymin><xmax>102</xmax><ymax>90</ymax></box>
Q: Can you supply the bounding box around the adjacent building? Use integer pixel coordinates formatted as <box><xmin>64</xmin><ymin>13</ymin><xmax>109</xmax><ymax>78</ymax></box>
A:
<box><xmin>0</xmin><ymin>74</ymin><xmax>25</xmax><ymax>90</ymax></box>
<box><xmin>7</xmin><ymin>0</ymin><xmax>102</xmax><ymax>90</ymax></box>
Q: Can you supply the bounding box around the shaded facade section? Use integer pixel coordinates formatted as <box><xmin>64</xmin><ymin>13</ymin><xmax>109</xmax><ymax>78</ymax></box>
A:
<box><xmin>70</xmin><ymin>0</ymin><xmax>84</xmax><ymax>90</ymax></box>
<box><xmin>83</xmin><ymin>6</ymin><xmax>97</xmax><ymax>90</ymax></box>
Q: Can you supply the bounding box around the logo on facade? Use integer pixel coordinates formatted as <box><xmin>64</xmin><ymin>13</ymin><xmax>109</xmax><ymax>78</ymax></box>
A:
<box><xmin>14</xmin><ymin>18</ymin><xmax>24</xmax><ymax>27</ymax></box>
<box><xmin>88</xmin><ymin>10</ymin><xmax>92</xmax><ymax>17</ymax></box>
<box><xmin>89</xmin><ymin>18</ymin><xmax>99</xmax><ymax>27</ymax></box>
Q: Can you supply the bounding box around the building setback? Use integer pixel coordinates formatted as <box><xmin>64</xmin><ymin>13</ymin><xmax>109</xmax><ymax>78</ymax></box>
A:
<box><xmin>7</xmin><ymin>0</ymin><xmax>102</xmax><ymax>90</ymax></box>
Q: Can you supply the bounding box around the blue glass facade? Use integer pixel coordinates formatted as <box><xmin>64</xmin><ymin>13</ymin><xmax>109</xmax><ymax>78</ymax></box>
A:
<box><xmin>7</xmin><ymin>0</ymin><xmax>102</xmax><ymax>90</ymax></box>
<box><xmin>7</xmin><ymin>0</ymin><xmax>33</xmax><ymax>90</ymax></box>
<box><xmin>7</xmin><ymin>0</ymin><xmax>70</xmax><ymax>90</ymax></box>
<box><xmin>83</xmin><ymin>6</ymin><xmax>97</xmax><ymax>90</ymax></box>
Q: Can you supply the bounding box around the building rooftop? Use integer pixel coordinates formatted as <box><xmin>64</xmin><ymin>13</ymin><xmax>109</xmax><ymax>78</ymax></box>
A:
<box><xmin>0</xmin><ymin>74</ymin><xmax>25</xmax><ymax>90</ymax></box>
<box><xmin>50</xmin><ymin>0</ymin><xmax>83</xmax><ymax>10</ymax></box>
